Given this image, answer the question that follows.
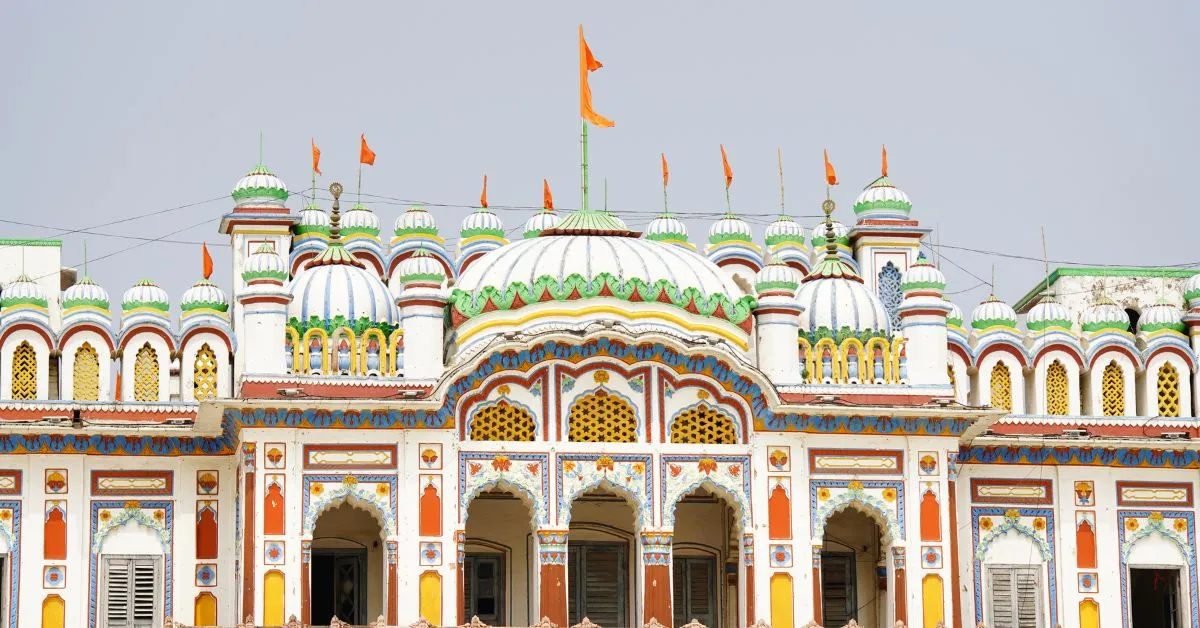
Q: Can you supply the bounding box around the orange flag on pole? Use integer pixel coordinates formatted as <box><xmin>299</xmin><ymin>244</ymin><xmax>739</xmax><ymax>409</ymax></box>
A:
<box><xmin>201</xmin><ymin>243</ymin><xmax>213</xmax><ymax>280</ymax></box>
<box><xmin>360</xmin><ymin>134</ymin><xmax>376</xmax><ymax>166</ymax></box>
<box><xmin>312</xmin><ymin>139</ymin><xmax>322</xmax><ymax>175</ymax></box>
<box><xmin>824</xmin><ymin>149</ymin><xmax>838</xmax><ymax>186</ymax></box>
<box><xmin>720</xmin><ymin>144</ymin><xmax>733</xmax><ymax>189</ymax></box>
<box><xmin>579</xmin><ymin>25</ymin><xmax>615</xmax><ymax>128</ymax></box>
<box><xmin>480</xmin><ymin>175</ymin><xmax>488</xmax><ymax>208</ymax></box>
<box><xmin>543</xmin><ymin>179</ymin><xmax>554</xmax><ymax>211</ymax></box>
<box><xmin>881</xmin><ymin>145</ymin><xmax>888</xmax><ymax>177</ymax></box>
<box><xmin>661</xmin><ymin>153</ymin><xmax>669</xmax><ymax>187</ymax></box>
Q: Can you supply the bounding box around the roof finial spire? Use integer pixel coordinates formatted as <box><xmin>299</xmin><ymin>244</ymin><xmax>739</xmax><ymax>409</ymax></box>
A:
<box><xmin>991</xmin><ymin>264</ymin><xmax>997</xmax><ymax>296</ymax></box>
<box><xmin>83</xmin><ymin>240</ymin><xmax>88</xmax><ymax>277</ymax></box>
<box><xmin>821</xmin><ymin>197</ymin><xmax>838</xmax><ymax>260</ymax></box>
<box><xmin>258</xmin><ymin>131</ymin><xmax>264</xmax><ymax>166</ymax></box>
<box><xmin>660</xmin><ymin>153</ymin><xmax>670</xmax><ymax>216</ymax></box>
<box><xmin>328</xmin><ymin>182</ymin><xmax>344</xmax><ymax>240</ymax></box>
<box><xmin>777</xmin><ymin>147</ymin><xmax>787</xmax><ymax>217</ymax></box>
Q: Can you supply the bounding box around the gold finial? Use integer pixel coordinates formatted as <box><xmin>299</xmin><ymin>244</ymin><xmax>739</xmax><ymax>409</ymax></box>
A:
<box><xmin>328</xmin><ymin>182</ymin><xmax>344</xmax><ymax>239</ymax></box>
<box><xmin>821</xmin><ymin>198</ymin><xmax>838</xmax><ymax>259</ymax></box>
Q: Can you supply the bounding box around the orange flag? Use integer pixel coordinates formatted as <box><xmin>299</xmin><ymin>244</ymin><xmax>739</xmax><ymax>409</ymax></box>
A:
<box><xmin>201</xmin><ymin>243</ymin><xmax>213</xmax><ymax>280</ymax></box>
<box><xmin>311</xmin><ymin>139</ymin><xmax>322</xmax><ymax>175</ymax></box>
<box><xmin>824</xmin><ymin>149</ymin><xmax>838</xmax><ymax>186</ymax></box>
<box><xmin>881</xmin><ymin>144</ymin><xmax>888</xmax><ymax>177</ymax></box>
<box><xmin>579</xmin><ymin>25</ymin><xmax>615</xmax><ymax>128</ymax></box>
<box><xmin>360</xmin><ymin>134</ymin><xmax>376</xmax><ymax>166</ymax></box>
<box><xmin>480</xmin><ymin>175</ymin><xmax>488</xmax><ymax>208</ymax></box>
<box><xmin>661</xmin><ymin>153</ymin><xmax>669</xmax><ymax>187</ymax></box>
<box><xmin>720</xmin><ymin>144</ymin><xmax>733</xmax><ymax>189</ymax></box>
<box><xmin>543</xmin><ymin>179</ymin><xmax>554</xmax><ymax>211</ymax></box>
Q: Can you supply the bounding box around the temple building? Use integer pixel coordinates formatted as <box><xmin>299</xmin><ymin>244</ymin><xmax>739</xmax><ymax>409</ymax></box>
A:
<box><xmin>0</xmin><ymin>155</ymin><xmax>1196</xmax><ymax>628</ymax></box>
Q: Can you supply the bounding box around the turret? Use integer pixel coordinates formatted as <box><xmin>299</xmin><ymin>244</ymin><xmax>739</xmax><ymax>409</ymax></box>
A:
<box><xmin>237</xmin><ymin>243</ymin><xmax>291</xmax><ymax>378</ymax></box>
<box><xmin>898</xmin><ymin>254</ymin><xmax>950</xmax><ymax>386</ymax></box>
<box><xmin>396</xmin><ymin>249</ymin><xmax>448</xmax><ymax>382</ymax></box>
<box><xmin>753</xmin><ymin>263</ymin><xmax>803</xmax><ymax>384</ymax></box>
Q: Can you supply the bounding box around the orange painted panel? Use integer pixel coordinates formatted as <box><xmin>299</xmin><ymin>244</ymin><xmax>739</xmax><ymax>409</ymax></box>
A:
<box><xmin>768</xmin><ymin>484</ymin><xmax>791</xmax><ymax>540</ymax></box>
<box><xmin>196</xmin><ymin>507</ymin><xmax>218</xmax><ymax>560</ymax></box>
<box><xmin>264</xmin><ymin>483</ymin><xmax>285</xmax><ymax>536</ymax></box>
<box><xmin>44</xmin><ymin>508</ymin><xmax>66</xmax><ymax>560</ymax></box>
<box><xmin>1077</xmin><ymin>519</ymin><xmax>1097</xmax><ymax>569</ymax></box>
<box><xmin>920</xmin><ymin>489</ymin><xmax>941</xmax><ymax>542</ymax></box>
<box><xmin>419</xmin><ymin>483</ymin><xmax>441</xmax><ymax>537</ymax></box>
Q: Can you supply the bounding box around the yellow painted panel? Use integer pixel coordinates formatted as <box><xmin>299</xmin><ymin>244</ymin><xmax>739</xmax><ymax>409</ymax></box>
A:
<box><xmin>1080</xmin><ymin>599</ymin><xmax>1100</xmax><ymax>628</ymax></box>
<box><xmin>263</xmin><ymin>570</ymin><xmax>285</xmax><ymax>627</ymax></box>
<box><xmin>922</xmin><ymin>575</ymin><xmax>945</xmax><ymax>628</ymax></box>
<box><xmin>42</xmin><ymin>595</ymin><xmax>65</xmax><ymax>628</ymax></box>
<box><xmin>770</xmin><ymin>573</ymin><xmax>794</xmax><ymax>628</ymax></box>
<box><xmin>194</xmin><ymin>593</ymin><xmax>217</xmax><ymax>627</ymax></box>
<box><xmin>419</xmin><ymin>571</ymin><xmax>443</xmax><ymax>625</ymax></box>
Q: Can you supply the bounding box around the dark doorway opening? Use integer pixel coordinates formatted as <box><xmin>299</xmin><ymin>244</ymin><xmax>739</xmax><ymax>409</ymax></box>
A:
<box><xmin>821</xmin><ymin>551</ymin><xmax>858</xmax><ymax>627</ymax></box>
<box><xmin>1126</xmin><ymin>308</ymin><xmax>1141</xmax><ymax>334</ymax></box>
<box><xmin>311</xmin><ymin>549</ymin><xmax>368</xmax><ymax>626</ymax></box>
<box><xmin>464</xmin><ymin>554</ymin><xmax>505</xmax><ymax>626</ymax></box>
<box><xmin>1130</xmin><ymin>568</ymin><xmax>1181</xmax><ymax>628</ymax></box>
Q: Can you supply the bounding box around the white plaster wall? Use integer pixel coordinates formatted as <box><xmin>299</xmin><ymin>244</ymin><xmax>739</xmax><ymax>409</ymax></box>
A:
<box><xmin>948</xmin><ymin>354</ymin><xmax>970</xmax><ymax>405</ymax></box>
<box><xmin>0</xmin><ymin>330</ymin><xmax>51</xmax><ymax>399</ymax></box>
<box><xmin>60</xmin><ymin>331</ymin><xmax>114</xmax><ymax>401</ymax></box>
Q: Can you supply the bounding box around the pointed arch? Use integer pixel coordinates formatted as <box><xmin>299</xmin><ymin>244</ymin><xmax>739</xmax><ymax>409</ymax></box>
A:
<box><xmin>1101</xmin><ymin>360</ymin><xmax>1125</xmax><ymax>416</ymax></box>
<box><xmin>196</xmin><ymin>504</ymin><xmax>218</xmax><ymax>560</ymax></box>
<box><xmin>193</xmin><ymin>343</ymin><xmax>218</xmax><ymax>401</ymax></box>
<box><xmin>419</xmin><ymin>480</ymin><xmax>441</xmax><ymax>536</ymax></box>
<box><xmin>11</xmin><ymin>340</ymin><xmax>37</xmax><ymax>400</ymax></box>
<box><xmin>812</xmin><ymin>490</ymin><xmax>903</xmax><ymax>546</ymax></box>
<box><xmin>920</xmin><ymin>487</ymin><xmax>941</xmax><ymax>542</ymax></box>
<box><xmin>132</xmin><ymin>342</ymin><xmax>159</xmax><ymax>402</ymax></box>
<box><xmin>878</xmin><ymin>262</ymin><xmax>903</xmax><ymax>333</ymax></box>
<box><xmin>1045</xmin><ymin>360</ymin><xmax>1068</xmax><ymax>415</ymax></box>
<box><xmin>1157</xmin><ymin>361</ymin><xmax>1181</xmax><ymax>417</ymax></box>
<box><xmin>669</xmin><ymin>402</ymin><xmax>739</xmax><ymax>444</ymax></box>
<box><xmin>72</xmin><ymin>342</ymin><xmax>100</xmax><ymax>401</ymax></box>
<box><xmin>989</xmin><ymin>361</ymin><xmax>1012</xmax><ymax>411</ymax></box>
<box><xmin>567</xmin><ymin>389</ymin><xmax>638</xmax><ymax>443</ymax></box>
<box><xmin>768</xmin><ymin>481</ymin><xmax>791</xmax><ymax>540</ymax></box>
<box><xmin>263</xmin><ymin>479</ymin><xmax>284</xmax><ymax>536</ymax></box>
<box><xmin>44</xmin><ymin>504</ymin><xmax>66</xmax><ymax>560</ymax></box>
<box><xmin>1076</xmin><ymin>517</ymin><xmax>1097</xmax><ymax>569</ymax></box>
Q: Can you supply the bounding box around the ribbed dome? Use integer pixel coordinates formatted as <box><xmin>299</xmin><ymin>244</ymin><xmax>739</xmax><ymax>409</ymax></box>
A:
<box><xmin>181</xmin><ymin>279</ymin><xmax>228</xmax><ymax>313</ymax></box>
<box><xmin>708</xmin><ymin>214</ymin><xmax>754</xmax><ymax>245</ymax></box>
<box><xmin>971</xmin><ymin>295</ymin><xmax>1017</xmax><ymax>330</ymax></box>
<box><xmin>645</xmin><ymin>213</ymin><xmax>692</xmax><ymax>247</ymax></box>
<box><xmin>900</xmin><ymin>254</ymin><xmax>944</xmax><ymax>292</ymax></box>
<box><xmin>63</xmin><ymin>276</ymin><xmax>110</xmax><ymax>311</ymax></box>
<box><xmin>810</xmin><ymin>220</ymin><xmax>849</xmax><ymax>247</ymax></box>
<box><xmin>340</xmin><ymin>203</ymin><xmax>381</xmax><ymax>238</ymax></box>
<box><xmin>1</xmin><ymin>274</ymin><xmax>48</xmax><ymax>309</ymax></box>
<box><xmin>945</xmin><ymin>298</ymin><xmax>964</xmax><ymax>328</ymax></box>
<box><xmin>243</xmin><ymin>243</ymin><xmax>289</xmax><ymax>282</ymax></box>
<box><xmin>288</xmin><ymin>258</ymin><xmax>399</xmax><ymax>328</ymax></box>
<box><xmin>461</xmin><ymin>208</ymin><xmax>505</xmax><ymax>237</ymax></box>
<box><xmin>1081</xmin><ymin>296</ymin><xmax>1129</xmax><ymax>334</ymax></box>
<box><xmin>1139</xmin><ymin>299</ymin><xmax>1184</xmax><ymax>333</ymax></box>
<box><xmin>122</xmin><ymin>279</ymin><xmax>169</xmax><ymax>314</ymax></box>
<box><xmin>795</xmin><ymin>277</ymin><xmax>890</xmax><ymax>337</ymax></box>
<box><xmin>395</xmin><ymin>206</ymin><xmax>439</xmax><ymax>236</ymax></box>
<box><xmin>604</xmin><ymin>211</ymin><xmax>628</xmax><ymax>230</ymax></box>
<box><xmin>1185</xmin><ymin>273</ymin><xmax>1200</xmax><ymax>308</ymax></box>
<box><xmin>1026</xmin><ymin>293</ymin><xmax>1072</xmax><ymax>332</ymax></box>
<box><xmin>853</xmin><ymin>176</ymin><xmax>912</xmax><ymax>220</ymax></box>
<box><xmin>765</xmin><ymin>216</ymin><xmax>806</xmax><ymax>247</ymax></box>
<box><xmin>296</xmin><ymin>203</ymin><xmax>330</xmax><ymax>234</ymax></box>
<box><xmin>396</xmin><ymin>249</ymin><xmax>447</xmax><ymax>286</ymax></box>
<box><xmin>232</xmin><ymin>164</ymin><xmax>288</xmax><ymax>208</ymax></box>
<box><xmin>524</xmin><ymin>210</ymin><xmax>561</xmax><ymax>239</ymax></box>
<box><xmin>755</xmin><ymin>263</ymin><xmax>801</xmax><ymax>294</ymax></box>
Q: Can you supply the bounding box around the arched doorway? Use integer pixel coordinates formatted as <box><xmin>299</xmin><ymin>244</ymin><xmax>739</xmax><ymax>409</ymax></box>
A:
<box><xmin>821</xmin><ymin>509</ymin><xmax>886</xmax><ymax>628</ymax></box>
<box><xmin>310</xmin><ymin>502</ymin><xmax>386</xmax><ymax>625</ymax></box>
<box><xmin>671</xmin><ymin>486</ymin><xmax>744</xmax><ymax>628</ymax></box>
<box><xmin>463</xmin><ymin>488</ymin><xmax>536</xmax><ymax>626</ymax></box>
<box><xmin>567</xmin><ymin>488</ymin><xmax>638</xmax><ymax>628</ymax></box>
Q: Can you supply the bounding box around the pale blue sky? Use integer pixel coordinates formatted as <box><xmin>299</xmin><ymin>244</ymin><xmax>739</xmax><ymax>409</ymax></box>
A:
<box><xmin>1</xmin><ymin>2</ymin><xmax>1197</xmax><ymax>311</ymax></box>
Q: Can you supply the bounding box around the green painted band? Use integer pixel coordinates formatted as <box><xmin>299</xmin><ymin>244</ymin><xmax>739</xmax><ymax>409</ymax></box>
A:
<box><xmin>242</xmin><ymin>270</ymin><xmax>289</xmax><ymax>281</ymax></box>
<box><xmin>121</xmin><ymin>300</ymin><xmax>168</xmax><ymax>311</ymax></box>
<box><xmin>181</xmin><ymin>300</ymin><xmax>229</xmax><ymax>313</ymax></box>
<box><xmin>0</xmin><ymin>239</ymin><xmax>61</xmax><ymax>246</ymax></box>
<box><xmin>64</xmin><ymin>298</ymin><xmax>110</xmax><ymax>310</ymax></box>
<box><xmin>460</xmin><ymin>227</ymin><xmax>507</xmax><ymax>238</ymax></box>
<box><xmin>970</xmin><ymin>318</ymin><xmax>1017</xmax><ymax>330</ymax></box>
<box><xmin>0</xmin><ymin>296</ymin><xmax>48</xmax><ymax>308</ymax></box>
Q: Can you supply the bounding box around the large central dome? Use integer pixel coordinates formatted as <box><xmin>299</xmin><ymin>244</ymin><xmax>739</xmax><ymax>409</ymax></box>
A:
<box><xmin>449</xmin><ymin>212</ymin><xmax>757</xmax><ymax>353</ymax></box>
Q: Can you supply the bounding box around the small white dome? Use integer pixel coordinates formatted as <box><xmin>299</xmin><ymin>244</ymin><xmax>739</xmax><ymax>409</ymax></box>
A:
<box><xmin>243</xmin><ymin>243</ymin><xmax>288</xmax><ymax>282</ymax></box>
<box><xmin>853</xmin><ymin>176</ymin><xmax>912</xmax><ymax>220</ymax></box>
<box><xmin>122</xmin><ymin>279</ymin><xmax>169</xmax><ymax>314</ymax></box>
<box><xmin>810</xmin><ymin>220</ymin><xmax>849</xmax><ymax>246</ymax></box>
<box><xmin>945</xmin><ymin>298</ymin><xmax>964</xmax><ymax>327</ymax></box>
<box><xmin>795</xmin><ymin>277</ymin><xmax>890</xmax><ymax>337</ymax></box>
<box><xmin>708</xmin><ymin>214</ymin><xmax>753</xmax><ymax>245</ymax></box>
<box><xmin>396</xmin><ymin>249</ymin><xmax>448</xmax><ymax>286</ymax></box>
<box><xmin>1184</xmin><ymin>273</ymin><xmax>1200</xmax><ymax>308</ymax></box>
<box><xmin>1</xmin><ymin>274</ymin><xmax>48</xmax><ymax>309</ymax></box>
<box><xmin>1026</xmin><ymin>293</ymin><xmax>1072</xmax><ymax>331</ymax></box>
<box><xmin>340</xmin><ymin>203</ymin><xmax>381</xmax><ymax>237</ymax></box>
<box><xmin>971</xmin><ymin>295</ymin><xmax>1017</xmax><ymax>331</ymax></box>
<box><xmin>395</xmin><ymin>206</ymin><xmax>439</xmax><ymax>236</ymax></box>
<box><xmin>231</xmin><ymin>164</ymin><xmax>288</xmax><ymax>208</ymax></box>
<box><xmin>1080</xmin><ymin>296</ymin><xmax>1129</xmax><ymax>334</ymax></box>
<box><xmin>524</xmin><ymin>211</ymin><xmax>561</xmax><ymax>238</ymax></box>
<box><xmin>755</xmin><ymin>263</ymin><xmax>801</xmax><ymax>294</ymax></box>
<box><xmin>764</xmin><ymin>216</ymin><xmax>806</xmax><ymax>247</ymax></box>
<box><xmin>289</xmin><ymin>252</ymin><xmax>398</xmax><ymax>328</ymax></box>
<box><xmin>180</xmin><ymin>279</ymin><xmax>228</xmax><ymax>313</ymax></box>
<box><xmin>1139</xmin><ymin>299</ymin><xmax>1184</xmax><ymax>333</ymax></box>
<box><xmin>645</xmin><ymin>214</ymin><xmax>690</xmax><ymax>244</ymax></box>
<box><xmin>297</xmin><ymin>204</ymin><xmax>330</xmax><ymax>230</ymax></box>
<box><xmin>461</xmin><ymin>208</ymin><xmax>505</xmax><ymax>236</ymax></box>
<box><xmin>63</xmin><ymin>276</ymin><xmax>110</xmax><ymax>311</ymax></box>
<box><xmin>900</xmin><ymin>254</ymin><xmax>944</xmax><ymax>293</ymax></box>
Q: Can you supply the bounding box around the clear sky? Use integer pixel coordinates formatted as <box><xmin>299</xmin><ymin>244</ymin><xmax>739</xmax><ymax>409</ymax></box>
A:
<box><xmin>2</xmin><ymin>1</ymin><xmax>1198</xmax><ymax>313</ymax></box>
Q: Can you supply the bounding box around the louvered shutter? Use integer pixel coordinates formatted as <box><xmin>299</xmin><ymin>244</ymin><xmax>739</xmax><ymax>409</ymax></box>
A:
<box><xmin>582</xmin><ymin>547</ymin><xmax>624</xmax><ymax>628</ymax></box>
<box><xmin>103</xmin><ymin>557</ymin><xmax>161</xmax><ymax>628</ymax></box>
<box><xmin>105</xmin><ymin>560</ymin><xmax>132</xmax><ymax>628</ymax></box>
<box><xmin>1014</xmin><ymin>568</ymin><xmax>1040</xmax><ymax>628</ymax></box>
<box><xmin>132</xmin><ymin>559</ymin><xmax>160</xmax><ymax>627</ymax></box>
<box><xmin>988</xmin><ymin>566</ymin><xmax>1042</xmax><ymax>628</ymax></box>
<box><xmin>687</xmin><ymin>558</ymin><xmax>714</xmax><ymax>627</ymax></box>
<box><xmin>672</xmin><ymin>558</ymin><xmax>686</xmax><ymax>627</ymax></box>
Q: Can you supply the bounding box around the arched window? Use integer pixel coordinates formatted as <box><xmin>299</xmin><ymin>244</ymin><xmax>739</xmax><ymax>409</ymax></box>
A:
<box><xmin>1157</xmin><ymin>362</ymin><xmax>1181</xmax><ymax>417</ymax></box>
<box><xmin>1101</xmin><ymin>360</ymin><xmax>1125</xmax><ymax>416</ymax></box>
<box><xmin>193</xmin><ymin>343</ymin><xmax>218</xmax><ymax>401</ymax></box>
<box><xmin>133</xmin><ymin>342</ymin><xmax>159</xmax><ymax>402</ymax></box>
<box><xmin>878</xmin><ymin>262</ymin><xmax>903</xmax><ymax>333</ymax></box>
<box><xmin>568</xmin><ymin>390</ymin><xmax>638</xmax><ymax>443</ymax></box>
<box><xmin>989</xmin><ymin>362</ymin><xmax>1012</xmax><ymax>411</ymax></box>
<box><xmin>670</xmin><ymin>403</ymin><xmax>738</xmax><ymax>444</ymax></box>
<box><xmin>72</xmin><ymin>342</ymin><xmax>101</xmax><ymax>401</ymax></box>
<box><xmin>1045</xmin><ymin>360</ymin><xmax>1069</xmax><ymax>416</ymax></box>
<box><xmin>11</xmin><ymin>341</ymin><xmax>37</xmax><ymax>400</ymax></box>
<box><xmin>469</xmin><ymin>400</ymin><xmax>536</xmax><ymax>441</ymax></box>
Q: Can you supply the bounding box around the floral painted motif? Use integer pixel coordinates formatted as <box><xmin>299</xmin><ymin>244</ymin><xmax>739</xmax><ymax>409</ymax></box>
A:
<box><xmin>301</xmin><ymin>474</ymin><xmax>397</xmax><ymax>536</ymax></box>
<box><xmin>768</xmin><ymin>449</ymin><xmax>790</xmax><ymax>471</ymax></box>
<box><xmin>492</xmin><ymin>456</ymin><xmax>511</xmax><ymax>472</ymax></box>
<box><xmin>460</xmin><ymin>452</ymin><xmax>549</xmax><ymax>526</ymax></box>
<box><xmin>810</xmin><ymin>479</ymin><xmax>904</xmax><ymax>545</ymax></box>
<box><xmin>559</xmin><ymin>454</ymin><xmax>653</xmax><ymax>529</ymax></box>
<box><xmin>661</xmin><ymin>455</ymin><xmax>752</xmax><ymax>530</ymax></box>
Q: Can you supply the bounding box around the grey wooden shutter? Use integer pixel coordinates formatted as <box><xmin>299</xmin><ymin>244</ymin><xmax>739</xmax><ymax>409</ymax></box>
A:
<box><xmin>131</xmin><ymin>559</ymin><xmax>160</xmax><ymax>627</ymax></box>
<box><xmin>104</xmin><ymin>560</ymin><xmax>132</xmax><ymax>628</ymax></box>
<box><xmin>103</xmin><ymin>557</ymin><xmax>161</xmax><ymax>628</ymax></box>
<box><xmin>582</xmin><ymin>547</ymin><xmax>623</xmax><ymax>627</ymax></box>
<box><xmin>988</xmin><ymin>566</ymin><xmax>1042</xmax><ymax>628</ymax></box>
<box><xmin>1014</xmin><ymin>568</ymin><xmax>1040</xmax><ymax>628</ymax></box>
<box><xmin>672</xmin><ymin>558</ymin><xmax>686</xmax><ymax>626</ymax></box>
